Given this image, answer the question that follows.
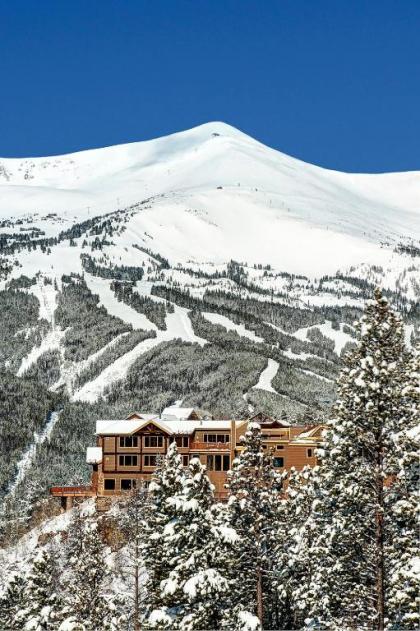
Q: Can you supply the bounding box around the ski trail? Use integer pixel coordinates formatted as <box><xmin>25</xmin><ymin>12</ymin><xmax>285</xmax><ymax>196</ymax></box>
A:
<box><xmin>298</xmin><ymin>368</ymin><xmax>334</xmax><ymax>384</ymax></box>
<box><xmin>252</xmin><ymin>359</ymin><xmax>279</xmax><ymax>394</ymax></box>
<box><xmin>7</xmin><ymin>410</ymin><xmax>62</xmax><ymax>497</ymax></box>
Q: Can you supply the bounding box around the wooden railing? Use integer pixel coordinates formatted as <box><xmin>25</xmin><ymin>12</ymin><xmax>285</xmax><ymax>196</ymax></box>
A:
<box><xmin>190</xmin><ymin>442</ymin><xmax>231</xmax><ymax>450</ymax></box>
<box><xmin>50</xmin><ymin>485</ymin><xmax>94</xmax><ymax>497</ymax></box>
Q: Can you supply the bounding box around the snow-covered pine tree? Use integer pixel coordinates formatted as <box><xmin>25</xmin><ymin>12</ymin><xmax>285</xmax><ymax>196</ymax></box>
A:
<box><xmin>148</xmin><ymin>456</ymin><xmax>237</xmax><ymax>630</ymax></box>
<box><xmin>384</xmin><ymin>349</ymin><xmax>420</xmax><ymax>629</ymax></box>
<box><xmin>142</xmin><ymin>442</ymin><xmax>185</xmax><ymax>623</ymax></box>
<box><xmin>225</xmin><ymin>420</ymin><xmax>283</xmax><ymax>629</ymax></box>
<box><xmin>60</xmin><ymin>508</ymin><xmax>118</xmax><ymax>631</ymax></box>
<box><xmin>304</xmin><ymin>289</ymin><xmax>411</xmax><ymax>630</ymax></box>
<box><xmin>0</xmin><ymin>571</ymin><xmax>27</xmax><ymax>630</ymax></box>
<box><xmin>275</xmin><ymin>465</ymin><xmax>323</xmax><ymax>630</ymax></box>
<box><xmin>117</xmin><ymin>482</ymin><xmax>150</xmax><ymax>631</ymax></box>
<box><xmin>23</xmin><ymin>546</ymin><xmax>61</xmax><ymax>630</ymax></box>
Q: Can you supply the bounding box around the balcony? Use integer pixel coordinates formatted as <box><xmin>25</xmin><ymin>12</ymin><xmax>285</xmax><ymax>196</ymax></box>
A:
<box><xmin>190</xmin><ymin>441</ymin><xmax>231</xmax><ymax>451</ymax></box>
<box><xmin>50</xmin><ymin>485</ymin><xmax>94</xmax><ymax>497</ymax></box>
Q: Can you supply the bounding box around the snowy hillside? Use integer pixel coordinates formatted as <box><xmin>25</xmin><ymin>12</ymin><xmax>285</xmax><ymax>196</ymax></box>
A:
<box><xmin>0</xmin><ymin>122</ymin><xmax>419</xmax><ymax>277</ymax></box>
<box><xmin>0</xmin><ymin>122</ymin><xmax>418</xmax><ymax>509</ymax></box>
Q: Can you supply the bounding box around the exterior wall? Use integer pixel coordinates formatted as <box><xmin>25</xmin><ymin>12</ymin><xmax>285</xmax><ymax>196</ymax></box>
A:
<box><xmin>93</xmin><ymin>423</ymin><xmax>321</xmax><ymax>499</ymax></box>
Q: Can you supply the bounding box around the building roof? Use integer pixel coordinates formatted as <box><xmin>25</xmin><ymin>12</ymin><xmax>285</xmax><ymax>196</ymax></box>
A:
<box><xmin>86</xmin><ymin>447</ymin><xmax>103</xmax><ymax>464</ymax></box>
<box><xmin>96</xmin><ymin>417</ymin><xmax>233</xmax><ymax>436</ymax></box>
<box><xmin>161</xmin><ymin>406</ymin><xmax>197</xmax><ymax>421</ymax></box>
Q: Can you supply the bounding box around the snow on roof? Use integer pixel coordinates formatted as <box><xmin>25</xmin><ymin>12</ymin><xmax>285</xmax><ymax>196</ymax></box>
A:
<box><xmin>291</xmin><ymin>425</ymin><xmax>325</xmax><ymax>443</ymax></box>
<box><xmin>86</xmin><ymin>447</ymin><xmax>102</xmax><ymax>464</ymax></box>
<box><xmin>126</xmin><ymin>412</ymin><xmax>159</xmax><ymax>421</ymax></box>
<box><xmin>96</xmin><ymin>418</ymin><xmax>233</xmax><ymax>436</ymax></box>
<box><xmin>161</xmin><ymin>406</ymin><xmax>196</xmax><ymax>420</ymax></box>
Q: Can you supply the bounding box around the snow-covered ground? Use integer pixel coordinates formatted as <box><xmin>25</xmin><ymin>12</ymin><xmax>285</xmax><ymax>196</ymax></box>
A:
<box><xmin>293</xmin><ymin>321</ymin><xmax>354</xmax><ymax>356</ymax></box>
<box><xmin>73</xmin><ymin>303</ymin><xmax>206</xmax><ymax>402</ymax></box>
<box><xmin>252</xmin><ymin>359</ymin><xmax>279</xmax><ymax>394</ymax></box>
<box><xmin>0</xmin><ymin>122</ymin><xmax>418</xmax><ymax>278</ymax></box>
<box><xmin>202</xmin><ymin>312</ymin><xmax>264</xmax><ymax>343</ymax></box>
<box><xmin>7</xmin><ymin>411</ymin><xmax>62</xmax><ymax>497</ymax></box>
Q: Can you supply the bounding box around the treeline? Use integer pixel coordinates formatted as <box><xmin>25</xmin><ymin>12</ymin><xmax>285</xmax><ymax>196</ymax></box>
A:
<box><xmin>55</xmin><ymin>275</ymin><xmax>131</xmax><ymax>361</ymax></box>
<box><xmin>81</xmin><ymin>253</ymin><xmax>144</xmax><ymax>282</ymax></box>
<box><xmin>111</xmin><ymin>280</ymin><xmax>171</xmax><ymax>330</ymax></box>
<box><xmin>2</xmin><ymin>299</ymin><xmax>418</xmax><ymax>629</ymax></box>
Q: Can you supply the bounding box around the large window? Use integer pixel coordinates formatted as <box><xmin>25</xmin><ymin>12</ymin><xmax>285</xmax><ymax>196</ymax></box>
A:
<box><xmin>182</xmin><ymin>454</ymin><xmax>190</xmax><ymax>467</ymax></box>
<box><xmin>176</xmin><ymin>436</ymin><xmax>189</xmax><ymax>448</ymax></box>
<box><xmin>104</xmin><ymin>478</ymin><xmax>116</xmax><ymax>490</ymax></box>
<box><xmin>273</xmin><ymin>457</ymin><xmax>284</xmax><ymax>468</ymax></box>
<box><xmin>203</xmin><ymin>434</ymin><xmax>230</xmax><ymax>444</ymax></box>
<box><xmin>144</xmin><ymin>435</ymin><xmax>163</xmax><ymax>448</ymax></box>
<box><xmin>207</xmin><ymin>454</ymin><xmax>230</xmax><ymax>471</ymax></box>
<box><xmin>119</xmin><ymin>455</ymin><xmax>138</xmax><ymax>467</ymax></box>
<box><xmin>144</xmin><ymin>455</ymin><xmax>157</xmax><ymax>467</ymax></box>
<box><xmin>307</xmin><ymin>449</ymin><xmax>313</xmax><ymax>458</ymax></box>
<box><xmin>119</xmin><ymin>436</ymin><xmax>138</xmax><ymax>448</ymax></box>
<box><xmin>121</xmin><ymin>479</ymin><xmax>137</xmax><ymax>491</ymax></box>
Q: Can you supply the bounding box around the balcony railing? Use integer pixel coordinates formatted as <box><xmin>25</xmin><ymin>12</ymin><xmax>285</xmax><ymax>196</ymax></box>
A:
<box><xmin>50</xmin><ymin>485</ymin><xmax>94</xmax><ymax>497</ymax></box>
<box><xmin>190</xmin><ymin>442</ymin><xmax>231</xmax><ymax>450</ymax></box>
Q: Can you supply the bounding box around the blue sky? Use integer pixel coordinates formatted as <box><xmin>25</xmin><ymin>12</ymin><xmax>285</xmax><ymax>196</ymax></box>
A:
<box><xmin>0</xmin><ymin>1</ymin><xmax>419</xmax><ymax>172</ymax></box>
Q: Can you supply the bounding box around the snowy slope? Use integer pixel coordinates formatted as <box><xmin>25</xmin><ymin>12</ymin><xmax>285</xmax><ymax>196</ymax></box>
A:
<box><xmin>1</xmin><ymin>122</ymin><xmax>418</xmax><ymax>278</ymax></box>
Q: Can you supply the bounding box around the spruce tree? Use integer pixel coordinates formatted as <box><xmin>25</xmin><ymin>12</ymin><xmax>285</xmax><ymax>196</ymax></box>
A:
<box><xmin>23</xmin><ymin>546</ymin><xmax>61</xmax><ymax>630</ymax></box>
<box><xmin>304</xmin><ymin>289</ymin><xmax>411</xmax><ymax>630</ymax></box>
<box><xmin>0</xmin><ymin>571</ymin><xmax>27</xmax><ymax>630</ymax></box>
<box><xmin>225</xmin><ymin>420</ymin><xmax>283</xmax><ymax>629</ymax></box>
<box><xmin>142</xmin><ymin>442</ymin><xmax>185</xmax><ymax>623</ymax></box>
<box><xmin>384</xmin><ymin>350</ymin><xmax>420</xmax><ymax>629</ymax></box>
<box><xmin>60</xmin><ymin>509</ymin><xmax>117</xmax><ymax>630</ymax></box>
<box><xmin>148</xmin><ymin>457</ymin><xmax>237</xmax><ymax>630</ymax></box>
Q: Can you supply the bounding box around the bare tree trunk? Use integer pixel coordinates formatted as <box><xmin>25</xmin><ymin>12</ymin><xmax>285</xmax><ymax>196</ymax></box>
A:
<box><xmin>257</xmin><ymin>567</ymin><xmax>263</xmax><ymax>627</ymax></box>
<box><xmin>134</xmin><ymin>564</ymin><xmax>140</xmax><ymax>631</ymax></box>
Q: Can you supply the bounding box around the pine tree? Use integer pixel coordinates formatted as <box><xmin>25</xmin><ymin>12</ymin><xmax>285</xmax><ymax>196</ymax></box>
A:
<box><xmin>148</xmin><ymin>457</ymin><xmax>238</xmax><ymax>630</ymax></box>
<box><xmin>117</xmin><ymin>482</ymin><xmax>150</xmax><ymax>631</ymax></box>
<box><xmin>142</xmin><ymin>442</ymin><xmax>186</xmax><ymax>623</ymax></box>
<box><xmin>303</xmin><ymin>289</ymin><xmax>411</xmax><ymax>630</ymax></box>
<box><xmin>60</xmin><ymin>509</ymin><xmax>118</xmax><ymax>631</ymax></box>
<box><xmin>275</xmin><ymin>465</ymin><xmax>324</xmax><ymax>630</ymax></box>
<box><xmin>384</xmin><ymin>350</ymin><xmax>420</xmax><ymax>629</ymax></box>
<box><xmin>0</xmin><ymin>571</ymin><xmax>27</xmax><ymax>630</ymax></box>
<box><xmin>23</xmin><ymin>546</ymin><xmax>61</xmax><ymax>630</ymax></box>
<box><xmin>225</xmin><ymin>421</ymin><xmax>283</xmax><ymax>629</ymax></box>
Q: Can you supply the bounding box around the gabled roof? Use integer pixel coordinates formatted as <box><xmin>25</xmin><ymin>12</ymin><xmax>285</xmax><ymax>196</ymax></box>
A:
<box><xmin>96</xmin><ymin>418</ymin><xmax>172</xmax><ymax>436</ymax></box>
<box><xmin>291</xmin><ymin>424</ymin><xmax>325</xmax><ymax>443</ymax></box>
<box><xmin>96</xmin><ymin>417</ymin><xmax>233</xmax><ymax>436</ymax></box>
<box><xmin>249</xmin><ymin>412</ymin><xmax>290</xmax><ymax>428</ymax></box>
<box><xmin>125</xmin><ymin>412</ymin><xmax>159</xmax><ymax>421</ymax></box>
<box><xmin>161</xmin><ymin>406</ymin><xmax>199</xmax><ymax>421</ymax></box>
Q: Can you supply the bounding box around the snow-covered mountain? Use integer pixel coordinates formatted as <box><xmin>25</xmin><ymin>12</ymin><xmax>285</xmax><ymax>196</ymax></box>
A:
<box><xmin>0</xmin><ymin>122</ymin><xmax>418</xmax><ymax>508</ymax></box>
<box><xmin>1</xmin><ymin>121</ymin><xmax>418</xmax><ymax>278</ymax></box>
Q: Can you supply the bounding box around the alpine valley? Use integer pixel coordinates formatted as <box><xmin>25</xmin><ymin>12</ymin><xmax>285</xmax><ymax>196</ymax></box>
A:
<box><xmin>0</xmin><ymin>121</ymin><xmax>418</xmax><ymax>512</ymax></box>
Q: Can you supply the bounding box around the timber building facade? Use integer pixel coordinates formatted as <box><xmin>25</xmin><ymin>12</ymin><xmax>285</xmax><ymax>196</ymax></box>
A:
<box><xmin>50</xmin><ymin>407</ymin><xmax>323</xmax><ymax>510</ymax></box>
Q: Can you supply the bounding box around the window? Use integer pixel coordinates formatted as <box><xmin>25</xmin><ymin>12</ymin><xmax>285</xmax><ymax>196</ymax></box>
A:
<box><xmin>182</xmin><ymin>454</ymin><xmax>190</xmax><ymax>467</ymax></box>
<box><xmin>144</xmin><ymin>435</ymin><xmax>163</xmax><ymax>448</ymax></box>
<box><xmin>307</xmin><ymin>449</ymin><xmax>313</xmax><ymax>458</ymax></box>
<box><xmin>104</xmin><ymin>478</ymin><xmax>115</xmax><ymax>490</ymax></box>
<box><xmin>203</xmin><ymin>434</ymin><xmax>229</xmax><ymax>443</ymax></box>
<box><xmin>273</xmin><ymin>457</ymin><xmax>284</xmax><ymax>468</ymax></box>
<box><xmin>176</xmin><ymin>436</ymin><xmax>189</xmax><ymax>448</ymax></box>
<box><xmin>144</xmin><ymin>455</ymin><xmax>157</xmax><ymax>467</ymax></box>
<box><xmin>119</xmin><ymin>455</ymin><xmax>138</xmax><ymax>467</ymax></box>
<box><xmin>276</xmin><ymin>445</ymin><xmax>284</xmax><ymax>450</ymax></box>
<box><xmin>121</xmin><ymin>479</ymin><xmax>137</xmax><ymax>491</ymax></box>
<box><xmin>207</xmin><ymin>454</ymin><xmax>230</xmax><ymax>471</ymax></box>
<box><xmin>119</xmin><ymin>436</ymin><xmax>138</xmax><ymax>448</ymax></box>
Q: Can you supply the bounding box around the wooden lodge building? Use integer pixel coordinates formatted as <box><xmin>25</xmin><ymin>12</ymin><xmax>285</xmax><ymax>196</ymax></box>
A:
<box><xmin>50</xmin><ymin>407</ymin><xmax>324</xmax><ymax>510</ymax></box>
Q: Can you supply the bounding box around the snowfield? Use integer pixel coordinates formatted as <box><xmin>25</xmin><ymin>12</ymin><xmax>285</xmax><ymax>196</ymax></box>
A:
<box><xmin>0</xmin><ymin>122</ymin><xmax>419</xmax><ymax>278</ymax></box>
